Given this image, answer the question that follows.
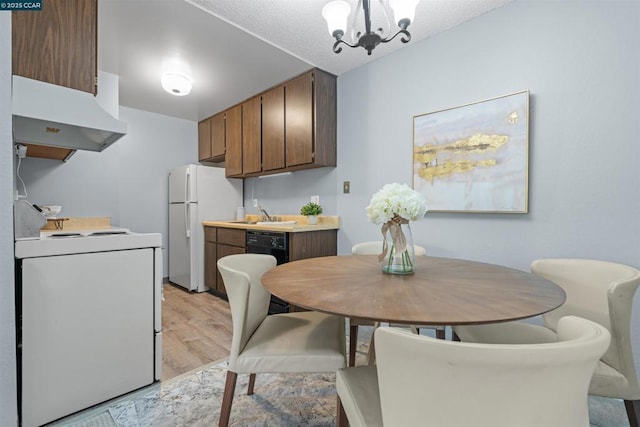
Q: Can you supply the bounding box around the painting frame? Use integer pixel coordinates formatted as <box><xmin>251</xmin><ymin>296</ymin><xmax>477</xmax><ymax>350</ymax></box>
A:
<box><xmin>412</xmin><ymin>90</ymin><xmax>530</xmax><ymax>213</ymax></box>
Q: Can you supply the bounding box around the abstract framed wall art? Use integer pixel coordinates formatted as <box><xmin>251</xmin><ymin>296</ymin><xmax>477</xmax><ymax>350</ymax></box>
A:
<box><xmin>413</xmin><ymin>91</ymin><xmax>529</xmax><ymax>213</ymax></box>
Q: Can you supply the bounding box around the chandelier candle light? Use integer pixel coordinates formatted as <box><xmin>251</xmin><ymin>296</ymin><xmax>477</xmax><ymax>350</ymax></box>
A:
<box><xmin>322</xmin><ymin>0</ymin><xmax>420</xmax><ymax>55</ymax></box>
<box><xmin>366</xmin><ymin>183</ymin><xmax>427</xmax><ymax>274</ymax></box>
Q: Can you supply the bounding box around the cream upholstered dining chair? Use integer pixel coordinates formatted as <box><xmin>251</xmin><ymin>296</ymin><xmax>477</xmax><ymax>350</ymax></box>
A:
<box><xmin>336</xmin><ymin>316</ymin><xmax>611</xmax><ymax>427</ymax></box>
<box><xmin>349</xmin><ymin>241</ymin><xmax>444</xmax><ymax>366</ymax></box>
<box><xmin>216</xmin><ymin>254</ymin><xmax>346</xmax><ymax>427</ymax></box>
<box><xmin>454</xmin><ymin>258</ymin><xmax>640</xmax><ymax>427</ymax></box>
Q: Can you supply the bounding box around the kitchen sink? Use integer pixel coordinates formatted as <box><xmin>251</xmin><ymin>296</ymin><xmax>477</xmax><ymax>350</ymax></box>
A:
<box><xmin>256</xmin><ymin>221</ymin><xmax>297</xmax><ymax>226</ymax></box>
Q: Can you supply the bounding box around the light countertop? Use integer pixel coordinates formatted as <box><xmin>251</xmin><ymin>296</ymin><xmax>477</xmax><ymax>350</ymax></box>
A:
<box><xmin>203</xmin><ymin>215</ymin><xmax>340</xmax><ymax>232</ymax></box>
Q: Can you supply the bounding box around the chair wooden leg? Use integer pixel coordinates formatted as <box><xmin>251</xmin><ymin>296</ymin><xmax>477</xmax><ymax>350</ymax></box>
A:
<box><xmin>366</xmin><ymin>324</ymin><xmax>378</xmax><ymax>366</ymax></box>
<box><xmin>247</xmin><ymin>373</ymin><xmax>256</xmax><ymax>395</ymax></box>
<box><xmin>436</xmin><ymin>327</ymin><xmax>446</xmax><ymax>340</ymax></box>
<box><xmin>219</xmin><ymin>371</ymin><xmax>237</xmax><ymax>427</ymax></box>
<box><xmin>625</xmin><ymin>399</ymin><xmax>639</xmax><ymax>427</ymax></box>
<box><xmin>337</xmin><ymin>395</ymin><xmax>349</xmax><ymax>427</ymax></box>
<box><xmin>349</xmin><ymin>324</ymin><xmax>358</xmax><ymax>367</ymax></box>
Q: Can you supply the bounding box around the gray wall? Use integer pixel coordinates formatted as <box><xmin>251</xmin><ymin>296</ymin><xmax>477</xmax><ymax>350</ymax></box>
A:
<box><xmin>336</xmin><ymin>0</ymin><xmax>640</xmax><ymax>267</ymax></box>
<box><xmin>242</xmin><ymin>168</ymin><xmax>337</xmax><ymax>219</ymax></box>
<box><xmin>19</xmin><ymin>107</ymin><xmax>198</xmax><ymax>276</ymax></box>
<box><xmin>1</xmin><ymin>12</ymin><xmax>17</xmax><ymax>427</ymax></box>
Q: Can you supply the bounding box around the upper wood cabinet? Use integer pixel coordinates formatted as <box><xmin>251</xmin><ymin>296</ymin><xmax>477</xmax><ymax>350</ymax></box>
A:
<box><xmin>12</xmin><ymin>0</ymin><xmax>97</xmax><ymax>94</ymax></box>
<box><xmin>225</xmin><ymin>105</ymin><xmax>243</xmax><ymax>177</ymax></box>
<box><xmin>211</xmin><ymin>113</ymin><xmax>225</xmax><ymax>159</ymax></box>
<box><xmin>242</xmin><ymin>96</ymin><xmax>262</xmax><ymax>175</ymax></box>
<box><xmin>262</xmin><ymin>85</ymin><xmax>286</xmax><ymax>171</ymax></box>
<box><xmin>279</xmin><ymin>69</ymin><xmax>336</xmax><ymax>175</ymax></box>
<box><xmin>197</xmin><ymin>68</ymin><xmax>336</xmax><ymax>178</ymax></box>
<box><xmin>302</xmin><ymin>69</ymin><xmax>337</xmax><ymax>170</ymax></box>
<box><xmin>199</xmin><ymin>113</ymin><xmax>225</xmax><ymax>162</ymax></box>
<box><xmin>285</xmin><ymin>73</ymin><xmax>314</xmax><ymax>167</ymax></box>
<box><xmin>198</xmin><ymin>118</ymin><xmax>212</xmax><ymax>160</ymax></box>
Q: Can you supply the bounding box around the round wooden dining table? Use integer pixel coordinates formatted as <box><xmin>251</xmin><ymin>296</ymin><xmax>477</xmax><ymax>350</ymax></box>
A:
<box><xmin>261</xmin><ymin>255</ymin><xmax>566</xmax><ymax>325</ymax></box>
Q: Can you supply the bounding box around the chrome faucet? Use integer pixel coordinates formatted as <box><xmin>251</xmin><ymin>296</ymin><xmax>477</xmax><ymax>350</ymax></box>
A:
<box><xmin>258</xmin><ymin>205</ymin><xmax>274</xmax><ymax>222</ymax></box>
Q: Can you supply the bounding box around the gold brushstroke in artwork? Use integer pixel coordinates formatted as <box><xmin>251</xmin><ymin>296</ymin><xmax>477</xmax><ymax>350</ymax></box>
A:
<box><xmin>414</xmin><ymin>133</ymin><xmax>509</xmax><ymax>183</ymax></box>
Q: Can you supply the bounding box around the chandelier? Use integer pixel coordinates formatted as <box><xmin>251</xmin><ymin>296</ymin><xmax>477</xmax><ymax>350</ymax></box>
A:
<box><xmin>322</xmin><ymin>0</ymin><xmax>420</xmax><ymax>55</ymax></box>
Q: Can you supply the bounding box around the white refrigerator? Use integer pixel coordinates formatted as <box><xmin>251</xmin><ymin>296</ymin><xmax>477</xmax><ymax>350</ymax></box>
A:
<box><xmin>169</xmin><ymin>164</ymin><xmax>243</xmax><ymax>292</ymax></box>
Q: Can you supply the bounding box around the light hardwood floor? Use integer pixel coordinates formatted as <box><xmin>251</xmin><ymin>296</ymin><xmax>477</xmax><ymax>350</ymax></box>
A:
<box><xmin>161</xmin><ymin>283</ymin><xmax>233</xmax><ymax>381</ymax></box>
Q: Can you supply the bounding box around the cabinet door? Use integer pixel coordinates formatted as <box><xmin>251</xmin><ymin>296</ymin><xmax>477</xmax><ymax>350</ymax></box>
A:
<box><xmin>211</xmin><ymin>113</ymin><xmax>226</xmax><ymax>159</ymax></box>
<box><xmin>312</xmin><ymin>70</ymin><xmax>337</xmax><ymax>167</ymax></box>
<box><xmin>215</xmin><ymin>244</ymin><xmax>246</xmax><ymax>295</ymax></box>
<box><xmin>204</xmin><ymin>241</ymin><xmax>217</xmax><ymax>291</ymax></box>
<box><xmin>289</xmin><ymin>230</ymin><xmax>337</xmax><ymax>261</ymax></box>
<box><xmin>12</xmin><ymin>0</ymin><xmax>97</xmax><ymax>94</ymax></box>
<box><xmin>242</xmin><ymin>96</ymin><xmax>262</xmax><ymax>175</ymax></box>
<box><xmin>198</xmin><ymin>118</ymin><xmax>212</xmax><ymax>161</ymax></box>
<box><xmin>285</xmin><ymin>72</ymin><xmax>314</xmax><ymax>167</ymax></box>
<box><xmin>262</xmin><ymin>85</ymin><xmax>286</xmax><ymax>171</ymax></box>
<box><xmin>204</xmin><ymin>226</ymin><xmax>217</xmax><ymax>243</ymax></box>
<box><xmin>204</xmin><ymin>227</ymin><xmax>217</xmax><ymax>291</ymax></box>
<box><xmin>225</xmin><ymin>105</ymin><xmax>243</xmax><ymax>177</ymax></box>
<box><xmin>217</xmin><ymin>228</ymin><xmax>246</xmax><ymax>247</ymax></box>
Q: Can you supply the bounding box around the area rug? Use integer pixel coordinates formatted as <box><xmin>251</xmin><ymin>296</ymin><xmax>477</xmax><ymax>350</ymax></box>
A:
<box><xmin>52</xmin><ymin>361</ymin><xmax>343</xmax><ymax>427</ymax></box>
<box><xmin>51</xmin><ymin>332</ymin><xmax>630</xmax><ymax>427</ymax></box>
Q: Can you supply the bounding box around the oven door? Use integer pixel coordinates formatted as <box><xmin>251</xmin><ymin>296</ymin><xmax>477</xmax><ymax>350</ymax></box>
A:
<box><xmin>20</xmin><ymin>249</ymin><xmax>155</xmax><ymax>427</ymax></box>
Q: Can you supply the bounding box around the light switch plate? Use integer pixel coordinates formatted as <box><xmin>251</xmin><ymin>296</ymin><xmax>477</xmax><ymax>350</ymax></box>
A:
<box><xmin>343</xmin><ymin>181</ymin><xmax>350</xmax><ymax>194</ymax></box>
<box><xmin>310</xmin><ymin>195</ymin><xmax>320</xmax><ymax>204</ymax></box>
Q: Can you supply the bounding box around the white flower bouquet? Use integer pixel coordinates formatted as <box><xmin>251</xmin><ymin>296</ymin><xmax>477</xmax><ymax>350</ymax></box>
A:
<box><xmin>366</xmin><ymin>183</ymin><xmax>427</xmax><ymax>224</ymax></box>
<box><xmin>365</xmin><ymin>183</ymin><xmax>427</xmax><ymax>274</ymax></box>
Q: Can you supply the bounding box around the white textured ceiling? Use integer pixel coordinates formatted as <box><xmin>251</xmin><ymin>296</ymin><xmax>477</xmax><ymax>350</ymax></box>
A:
<box><xmin>98</xmin><ymin>0</ymin><xmax>513</xmax><ymax>122</ymax></box>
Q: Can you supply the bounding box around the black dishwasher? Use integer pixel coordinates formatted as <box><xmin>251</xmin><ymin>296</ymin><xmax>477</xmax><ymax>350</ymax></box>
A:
<box><xmin>246</xmin><ymin>230</ymin><xmax>290</xmax><ymax>314</ymax></box>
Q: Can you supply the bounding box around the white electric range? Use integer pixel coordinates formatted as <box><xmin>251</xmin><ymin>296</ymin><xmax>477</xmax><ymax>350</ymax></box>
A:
<box><xmin>15</xmin><ymin>228</ymin><xmax>163</xmax><ymax>427</ymax></box>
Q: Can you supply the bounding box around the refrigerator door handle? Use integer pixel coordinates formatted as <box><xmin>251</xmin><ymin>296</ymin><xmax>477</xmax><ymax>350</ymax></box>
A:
<box><xmin>184</xmin><ymin>168</ymin><xmax>191</xmax><ymax>238</ymax></box>
<box><xmin>185</xmin><ymin>203</ymin><xmax>190</xmax><ymax>238</ymax></box>
<box><xmin>184</xmin><ymin>169</ymin><xmax>191</xmax><ymax>203</ymax></box>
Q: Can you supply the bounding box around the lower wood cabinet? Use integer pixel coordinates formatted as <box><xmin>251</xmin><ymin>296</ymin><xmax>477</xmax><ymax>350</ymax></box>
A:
<box><xmin>204</xmin><ymin>226</ymin><xmax>337</xmax><ymax>299</ymax></box>
<box><xmin>289</xmin><ymin>230</ymin><xmax>337</xmax><ymax>261</ymax></box>
<box><xmin>215</xmin><ymin>244</ymin><xmax>245</xmax><ymax>296</ymax></box>
<box><xmin>205</xmin><ymin>227</ymin><xmax>246</xmax><ymax>297</ymax></box>
<box><xmin>204</xmin><ymin>227</ymin><xmax>218</xmax><ymax>292</ymax></box>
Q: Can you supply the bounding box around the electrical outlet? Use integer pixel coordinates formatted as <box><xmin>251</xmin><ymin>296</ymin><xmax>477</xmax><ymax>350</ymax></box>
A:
<box><xmin>343</xmin><ymin>181</ymin><xmax>350</xmax><ymax>194</ymax></box>
<box><xmin>253</xmin><ymin>199</ymin><xmax>258</xmax><ymax>208</ymax></box>
<box><xmin>310</xmin><ymin>195</ymin><xmax>319</xmax><ymax>204</ymax></box>
<box><xmin>15</xmin><ymin>144</ymin><xmax>27</xmax><ymax>158</ymax></box>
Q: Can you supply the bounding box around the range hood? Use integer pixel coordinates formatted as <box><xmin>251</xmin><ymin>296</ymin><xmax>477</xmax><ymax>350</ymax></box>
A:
<box><xmin>12</xmin><ymin>76</ymin><xmax>127</xmax><ymax>153</ymax></box>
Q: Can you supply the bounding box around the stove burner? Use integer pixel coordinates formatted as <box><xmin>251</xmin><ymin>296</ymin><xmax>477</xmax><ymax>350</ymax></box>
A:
<box><xmin>48</xmin><ymin>233</ymin><xmax>82</xmax><ymax>238</ymax></box>
<box><xmin>89</xmin><ymin>231</ymin><xmax>128</xmax><ymax>236</ymax></box>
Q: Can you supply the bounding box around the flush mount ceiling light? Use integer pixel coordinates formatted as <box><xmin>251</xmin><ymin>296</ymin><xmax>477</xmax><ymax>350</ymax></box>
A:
<box><xmin>161</xmin><ymin>58</ymin><xmax>192</xmax><ymax>96</ymax></box>
<box><xmin>322</xmin><ymin>0</ymin><xmax>420</xmax><ymax>56</ymax></box>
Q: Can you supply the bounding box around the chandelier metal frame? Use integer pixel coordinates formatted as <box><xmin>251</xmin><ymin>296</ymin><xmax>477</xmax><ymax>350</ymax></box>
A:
<box><xmin>327</xmin><ymin>0</ymin><xmax>414</xmax><ymax>56</ymax></box>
